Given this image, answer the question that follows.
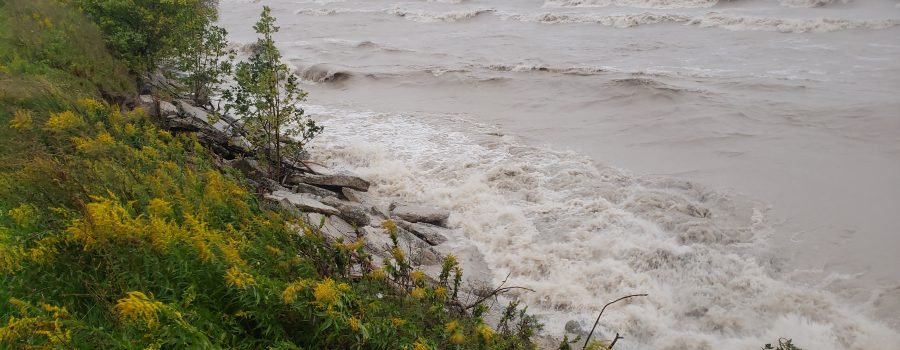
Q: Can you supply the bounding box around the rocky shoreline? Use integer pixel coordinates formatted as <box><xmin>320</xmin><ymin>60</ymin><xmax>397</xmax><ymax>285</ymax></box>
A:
<box><xmin>137</xmin><ymin>94</ymin><xmax>608</xmax><ymax>348</ymax></box>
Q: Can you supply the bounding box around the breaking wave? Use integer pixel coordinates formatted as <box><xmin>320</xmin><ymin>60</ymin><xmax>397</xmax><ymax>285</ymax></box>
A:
<box><xmin>386</xmin><ymin>7</ymin><xmax>496</xmax><ymax>22</ymax></box>
<box><xmin>296</xmin><ymin>63</ymin><xmax>354</xmax><ymax>83</ymax></box>
<box><xmin>543</xmin><ymin>0</ymin><xmax>719</xmax><ymax>9</ymax></box>
<box><xmin>304</xmin><ymin>104</ymin><xmax>900</xmax><ymax>349</ymax></box>
<box><xmin>501</xmin><ymin>11</ymin><xmax>898</xmax><ymax>32</ymax></box>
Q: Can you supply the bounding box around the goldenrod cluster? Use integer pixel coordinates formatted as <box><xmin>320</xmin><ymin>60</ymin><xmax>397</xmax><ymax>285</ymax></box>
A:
<box><xmin>115</xmin><ymin>291</ymin><xmax>163</xmax><ymax>328</ymax></box>
<box><xmin>224</xmin><ymin>267</ymin><xmax>256</xmax><ymax>289</ymax></box>
<box><xmin>282</xmin><ymin>280</ymin><xmax>309</xmax><ymax>304</ymax></box>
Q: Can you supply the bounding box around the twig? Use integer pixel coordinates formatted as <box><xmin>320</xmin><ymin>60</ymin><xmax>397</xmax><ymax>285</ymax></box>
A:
<box><xmin>463</xmin><ymin>272</ymin><xmax>535</xmax><ymax>310</ymax></box>
<box><xmin>608</xmin><ymin>333</ymin><xmax>623</xmax><ymax>349</ymax></box>
<box><xmin>582</xmin><ymin>294</ymin><xmax>648</xmax><ymax>350</ymax></box>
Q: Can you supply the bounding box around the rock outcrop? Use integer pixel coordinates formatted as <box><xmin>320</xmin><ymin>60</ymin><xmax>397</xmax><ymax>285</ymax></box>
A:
<box><xmin>287</xmin><ymin>173</ymin><xmax>371</xmax><ymax>192</ymax></box>
<box><xmin>391</xmin><ymin>204</ymin><xmax>450</xmax><ymax>226</ymax></box>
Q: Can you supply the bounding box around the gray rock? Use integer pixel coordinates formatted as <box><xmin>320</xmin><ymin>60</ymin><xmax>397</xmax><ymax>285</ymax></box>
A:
<box><xmin>359</xmin><ymin>225</ymin><xmax>442</xmax><ymax>266</ymax></box>
<box><xmin>261</xmin><ymin>196</ymin><xmax>300</xmax><ymax>217</ymax></box>
<box><xmin>396</xmin><ymin>220</ymin><xmax>449</xmax><ymax>246</ymax></box>
<box><xmin>158</xmin><ymin>100</ymin><xmax>179</xmax><ymax>117</ymax></box>
<box><xmin>265</xmin><ymin>190</ymin><xmax>339</xmax><ymax>216</ymax></box>
<box><xmin>303</xmin><ymin>213</ymin><xmax>356</xmax><ymax>241</ymax></box>
<box><xmin>176</xmin><ymin>99</ymin><xmax>230</xmax><ymax>132</ymax></box>
<box><xmin>139</xmin><ymin>95</ymin><xmax>157</xmax><ymax>116</ymax></box>
<box><xmin>293</xmin><ymin>183</ymin><xmax>339</xmax><ymax>198</ymax></box>
<box><xmin>320</xmin><ymin>197</ymin><xmax>371</xmax><ymax>227</ymax></box>
<box><xmin>287</xmin><ymin>173</ymin><xmax>370</xmax><ymax>192</ymax></box>
<box><xmin>341</xmin><ymin>187</ymin><xmax>364</xmax><ymax>202</ymax></box>
<box><xmin>391</xmin><ymin>204</ymin><xmax>450</xmax><ymax>226</ymax></box>
<box><xmin>565</xmin><ymin>320</ymin><xmax>586</xmax><ymax>336</ymax></box>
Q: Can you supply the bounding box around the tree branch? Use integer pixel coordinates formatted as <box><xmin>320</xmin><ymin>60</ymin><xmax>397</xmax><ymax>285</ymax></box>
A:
<box><xmin>582</xmin><ymin>294</ymin><xmax>648</xmax><ymax>350</ymax></box>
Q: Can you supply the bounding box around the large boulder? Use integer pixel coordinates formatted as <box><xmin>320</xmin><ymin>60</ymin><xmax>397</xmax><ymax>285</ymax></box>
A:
<box><xmin>287</xmin><ymin>173</ymin><xmax>370</xmax><ymax>192</ymax></box>
<box><xmin>359</xmin><ymin>225</ymin><xmax>442</xmax><ymax>266</ymax></box>
<box><xmin>391</xmin><ymin>204</ymin><xmax>450</xmax><ymax>226</ymax></box>
<box><xmin>302</xmin><ymin>213</ymin><xmax>357</xmax><ymax>242</ymax></box>
<box><xmin>396</xmin><ymin>220</ymin><xmax>449</xmax><ymax>246</ymax></box>
<box><xmin>293</xmin><ymin>183</ymin><xmax>340</xmax><ymax>199</ymax></box>
<box><xmin>176</xmin><ymin>99</ymin><xmax>230</xmax><ymax>132</ymax></box>
<box><xmin>320</xmin><ymin>197</ymin><xmax>371</xmax><ymax>227</ymax></box>
<box><xmin>265</xmin><ymin>190</ymin><xmax>339</xmax><ymax>216</ymax></box>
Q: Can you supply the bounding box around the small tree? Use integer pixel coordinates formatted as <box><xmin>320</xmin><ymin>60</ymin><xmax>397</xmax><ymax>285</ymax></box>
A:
<box><xmin>225</xmin><ymin>6</ymin><xmax>322</xmax><ymax>179</ymax></box>
<box><xmin>173</xmin><ymin>22</ymin><xmax>235</xmax><ymax>111</ymax></box>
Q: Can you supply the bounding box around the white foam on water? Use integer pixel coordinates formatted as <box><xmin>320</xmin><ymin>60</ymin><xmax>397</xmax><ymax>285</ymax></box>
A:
<box><xmin>302</xmin><ymin>104</ymin><xmax>900</xmax><ymax>349</ymax></box>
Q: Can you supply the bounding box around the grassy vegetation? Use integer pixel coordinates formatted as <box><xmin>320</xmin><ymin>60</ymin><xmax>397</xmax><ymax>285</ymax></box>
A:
<box><xmin>0</xmin><ymin>0</ymin><xmax>539</xmax><ymax>349</ymax></box>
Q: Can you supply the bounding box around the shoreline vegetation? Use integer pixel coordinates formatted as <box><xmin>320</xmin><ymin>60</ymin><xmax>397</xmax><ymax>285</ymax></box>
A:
<box><xmin>0</xmin><ymin>1</ymin><xmax>800</xmax><ymax>349</ymax></box>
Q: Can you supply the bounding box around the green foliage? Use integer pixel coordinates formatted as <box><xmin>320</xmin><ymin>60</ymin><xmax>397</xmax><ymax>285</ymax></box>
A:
<box><xmin>763</xmin><ymin>338</ymin><xmax>803</xmax><ymax>350</ymax></box>
<box><xmin>172</xmin><ymin>21</ymin><xmax>235</xmax><ymax>110</ymax></box>
<box><xmin>225</xmin><ymin>6</ymin><xmax>323</xmax><ymax>179</ymax></box>
<box><xmin>70</xmin><ymin>0</ymin><xmax>217</xmax><ymax>72</ymax></box>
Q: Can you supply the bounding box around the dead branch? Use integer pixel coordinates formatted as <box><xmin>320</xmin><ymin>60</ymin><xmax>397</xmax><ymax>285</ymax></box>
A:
<box><xmin>582</xmin><ymin>294</ymin><xmax>648</xmax><ymax>350</ymax></box>
<box><xmin>464</xmin><ymin>272</ymin><xmax>535</xmax><ymax>310</ymax></box>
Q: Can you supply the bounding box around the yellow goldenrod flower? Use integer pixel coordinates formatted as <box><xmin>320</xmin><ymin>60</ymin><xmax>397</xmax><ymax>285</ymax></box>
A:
<box><xmin>224</xmin><ymin>267</ymin><xmax>256</xmax><ymax>289</ymax></box>
<box><xmin>410</xmin><ymin>287</ymin><xmax>426</xmax><ymax>299</ymax></box>
<box><xmin>450</xmin><ymin>332</ymin><xmax>466</xmax><ymax>345</ymax></box>
<box><xmin>282</xmin><ymin>280</ymin><xmax>308</xmax><ymax>304</ymax></box>
<box><xmin>434</xmin><ymin>287</ymin><xmax>448</xmax><ymax>299</ymax></box>
<box><xmin>313</xmin><ymin>278</ymin><xmax>340</xmax><ymax>306</ymax></box>
<box><xmin>445</xmin><ymin>254</ymin><xmax>458</xmax><ymax>266</ymax></box>
<box><xmin>369</xmin><ymin>268</ymin><xmax>386</xmax><ymax>280</ymax></box>
<box><xmin>410</xmin><ymin>270</ymin><xmax>426</xmax><ymax>284</ymax></box>
<box><xmin>115</xmin><ymin>291</ymin><xmax>163</xmax><ymax>328</ymax></box>
<box><xmin>390</xmin><ymin>316</ymin><xmax>406</xmax><ymax>327</ymax></box>
<box><xmin>44</xmin><ymin>111</ymin><xmax>84</xmax><ymax>131</ymax></box>
<box><xmin>391</xmin><ymin>246</ymin><xmax>405</xmax><ymax>262</ymax></box>
<box><xmin>348</xmin><ymin>317</ymin><xmax>360</xmax><ymax>332</ymax></box>
<box><xmin>382</xmin><ymin>219</ymin><xmax>397</xmax><ymax>233</ymax></box>
<box><xmin>8</xmin><ymin>204</ymin><xmax>36</xmax><ymax>228</ymax></box>
<box><xmin>147</xmin><ymin>198</ymin><xmax>172</xmax><ymax>217</ymax></box>
<box><xmin>338</xmin><ymin>282</ymin><xmax>350</xmax><ymax>292</ymax></box>
<box><xmin>9</xmin><ymin>110</ymin><xmax>32</xmax><ymax>130</ymax></box>
<box><xmin>77</xmin><ymin>98</ymin><xmax>103</xmax><ymax>112</ymax></box>
<box><xmin>412</xmin><ymin>338</ymin><xmax>431</xmax><ymax>350</ymax></box>
<box><xmin>445</xmin><ymin>320</ymin><xmax>460</xmax><ymax>333</ymax></box>
<box><xmin>476</xmin><ymin>323</ymin><xmax>494</xmax><ymax>342</ymax></box>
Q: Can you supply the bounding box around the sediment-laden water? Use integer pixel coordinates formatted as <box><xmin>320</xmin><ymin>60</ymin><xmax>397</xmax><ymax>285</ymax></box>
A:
<box><xmin>219</xmin><ymin>0</ymin><xmax>900</xmax><ymax>348</ymax></box>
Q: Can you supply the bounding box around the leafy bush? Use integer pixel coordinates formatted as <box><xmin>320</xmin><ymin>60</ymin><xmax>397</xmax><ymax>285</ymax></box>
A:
<box><xmin>69</xmin><ymin>0</ymin><xmax>217</xmax><ymax>72</ymax></box>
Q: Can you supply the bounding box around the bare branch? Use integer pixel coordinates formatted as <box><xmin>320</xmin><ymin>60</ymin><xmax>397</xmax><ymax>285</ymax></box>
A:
<box><xmin>582</xmin><ymin>294</ymin><xmax>648</xmax><ymax>350</ymax></box>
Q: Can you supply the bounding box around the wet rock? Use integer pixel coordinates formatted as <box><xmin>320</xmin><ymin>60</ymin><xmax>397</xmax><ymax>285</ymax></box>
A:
<box><xmin>320</xmin><ymin>196</ymin><xmax>371</xmax><ymax>226</ymax></box>
<box><xmin>565</xmin><ymin>320</ymin><xmax>586</xmax><ymax>336</ymax></box>
<box><xmin>397</xmin><ymin>220</ymin><xmax>449</xmax><ymax>246</ymax></box>
<box><xmin>265</xmin><ymin>190</ymin><xmax>339</xmax><ymax>216</ymax></box>
<box><xmin>391</xmin><ymin>204</ymin><xmax>450</xmax><ymax>226</ymax></box>
<box><xmin>293</xmin><ymin>183</ymin><xmax>339</xmax><ymax>199</ymax></box>
<box><xmin>287</xmin><ymin>173</ymin><xmax>370</xmax><ymax>192</ymax></box>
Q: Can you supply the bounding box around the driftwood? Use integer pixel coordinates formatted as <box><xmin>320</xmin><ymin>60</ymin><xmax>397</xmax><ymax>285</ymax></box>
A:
<box><xmin>582</xmin><ymin>293</ymin><xmax>648</xmax><ymax>350</ymax></box>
